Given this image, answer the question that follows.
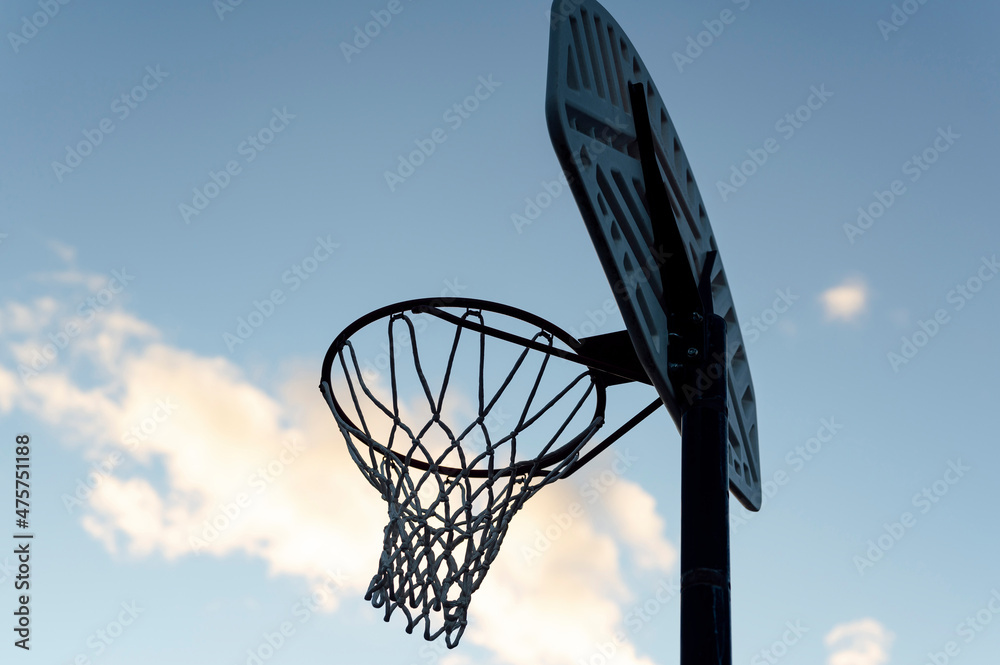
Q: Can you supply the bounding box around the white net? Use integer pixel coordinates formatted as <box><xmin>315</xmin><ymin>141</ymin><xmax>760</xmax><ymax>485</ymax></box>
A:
<box><xmin>321</xmin><ymin>304</ymin><xmax>605</xmax><ymax>647</ymax></box>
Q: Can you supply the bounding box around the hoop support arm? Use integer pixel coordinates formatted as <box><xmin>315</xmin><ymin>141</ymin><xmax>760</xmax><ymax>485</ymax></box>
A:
<box><xmin>417</xmin><ymin>305</ymin><xmax>653</xmax><ymax>386</ymax></box>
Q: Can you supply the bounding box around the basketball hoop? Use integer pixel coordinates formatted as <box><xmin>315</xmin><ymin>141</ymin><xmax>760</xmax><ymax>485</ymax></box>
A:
<box><xmin>320</xmin><ymin>298</ymin><xmax>658</xmax><ymax>647</ymax></box>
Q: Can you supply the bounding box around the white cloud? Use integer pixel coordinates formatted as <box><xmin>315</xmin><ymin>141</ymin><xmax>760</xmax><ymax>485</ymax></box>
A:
<box><xmin>0</xmin><ymin>275</ymin><xmax>678</xmax><ymax>663</ymax></box>
<box><xmin>0</xmin><ymin>367</ymin><xmax>15</xmax><ymax>412</ymax></box>
<box><xmin>825</xmin><ymin>618</ymin><xmax>894</xmax><ymax>665</ymax></box>
<box><xmin>0</xmin><ymin>298</ymin><xmax>62</xmax><ymax>335</ymax></box>
<box><xmin>468</xmin><ymin>479</ymin><xmax>669</xmax><ymax>665</ymax></box>
<box><xmin>47</xmin><ymin>239</ymin><xmax>77</xmax><ymax>263</ymax></box>
<box><xmin>603</xmin><ymin>479</ymin><xmax>677</xmax><ymax>573</ymax></box>
<box><xmin>820</xmin><ymin>277</ymin><xmax>869</xmax><ymax>322</ymax></box>
<box><xmin>0</xmin><ymin>288</ymin><xmax>385</xmax><ymax>607</ymax></box>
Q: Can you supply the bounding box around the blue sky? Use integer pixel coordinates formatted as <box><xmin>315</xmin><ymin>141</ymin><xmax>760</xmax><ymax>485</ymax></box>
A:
<box><xmin>1</xmin><ymin>0</ymin><xmax>998</xmax><ymax>664</ymax></box>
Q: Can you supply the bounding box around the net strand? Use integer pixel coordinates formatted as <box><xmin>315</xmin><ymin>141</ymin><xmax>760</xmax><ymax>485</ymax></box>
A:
<box><xmin>325</xmin><ymin>307</ymin><xmax>604</xmax><ymax>648</ymax></box>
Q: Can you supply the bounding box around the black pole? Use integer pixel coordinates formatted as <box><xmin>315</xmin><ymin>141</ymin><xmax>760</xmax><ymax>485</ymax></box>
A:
<box><xmin>680</xmin><ymin>313</ymin><xmax>731</xmax><ymax>665</ymax></box>
<box><xmin>625</xmin><ymin>80</ymin><xmax>733</xmax><ymax>664</ymax></box>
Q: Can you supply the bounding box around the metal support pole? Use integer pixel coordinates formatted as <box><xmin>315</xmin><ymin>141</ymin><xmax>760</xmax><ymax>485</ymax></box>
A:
<box><xmin>680</xmin><ymin>313</ymin><xmax>731</xmax><ymax>665</ymax></box>
<box><xmin>625</xmin><ymin>78</ymin><xmax>733</xmax><ymax>664</ymax></box>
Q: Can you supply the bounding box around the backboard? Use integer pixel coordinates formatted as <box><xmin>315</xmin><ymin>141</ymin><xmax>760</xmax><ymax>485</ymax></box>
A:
<box><xmin>545</xmin><ymin>0</ymin><xmax>761</xmax><ymax>510</ymax></box>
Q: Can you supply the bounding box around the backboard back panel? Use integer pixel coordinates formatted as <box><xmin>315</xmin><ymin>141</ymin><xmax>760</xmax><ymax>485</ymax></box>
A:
<box><xmin>545</xmin><ymin>0</ymin><xmax>761</xmax><ymax>510</ymax></box>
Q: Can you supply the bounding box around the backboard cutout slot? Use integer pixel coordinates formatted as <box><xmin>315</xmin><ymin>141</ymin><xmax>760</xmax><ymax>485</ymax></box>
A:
<box><xmin>594</xmin><ymin>15</ymin><xmax>620</xmax><ymax>108</ymax></box>
<box><xmin>611</xmin><ymin>170</ymin><xmax>651</xmax><ymax>249</ymax></box>
<box><xmin>634</xmin><ymin>287</ymin><xmax>660</xmax><ymax>352</ymax></box>
<box><xmin>579</xmin><ymin>9</ymin><xmax>606</xmax><ymax>99</ymax></box>
<box><xmin>568</xmin><ymin>16</ymin><xmax>591</xmax><ymax>91</ymax></box>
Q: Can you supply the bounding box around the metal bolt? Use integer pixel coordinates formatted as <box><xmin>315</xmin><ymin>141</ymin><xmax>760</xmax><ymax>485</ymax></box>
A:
<box><xmin>687</xmin><ymin>347</ymin><xmax>699</xmax><ymax>357</ymax></box>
